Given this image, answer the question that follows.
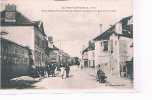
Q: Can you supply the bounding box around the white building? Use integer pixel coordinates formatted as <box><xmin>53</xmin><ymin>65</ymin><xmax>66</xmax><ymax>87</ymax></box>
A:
<box><xmin>88</xmin><ymin>50</ymin><xmax>95</xmax><ymax>68</ymax></box>
<box><xmin>82</xmin><ymin>47</ymin><xmax>89</xmax><ymax>68</ymax></box>
<box><xmin>93</xmin><ymin>16</ymin><xmax>133</xmax><ymax>78</ymax></box>
<box><xmin>81</xmin><ymin>40</ymin><xmax>96</xmax><ymax>68</ymax></box>
<box><xmin>0</xmin><ymin>4</ymin><xmax>48</xmax><ymax>68</ymax></box>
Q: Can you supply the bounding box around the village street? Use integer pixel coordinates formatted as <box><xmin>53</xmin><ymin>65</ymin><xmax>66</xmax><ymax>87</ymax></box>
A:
<box><xmin>0</xmin><ymin>4</ymin><xmax>133</xmax><ymax>89</ymax></box>
<box><xmin>32</xmin><ymin>65</ymin><xmax>133</xmax><ymax>89</ymax></box>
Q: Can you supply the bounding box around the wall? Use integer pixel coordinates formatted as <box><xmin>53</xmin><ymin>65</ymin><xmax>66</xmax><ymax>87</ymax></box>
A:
<box><xmin>94</xmin><ymin>40</ymin><xmax>110</xmax><ymax>75</ymax></box>
<box><xmin>115</xmin><ymin>22</ymin><xmax>122</xmax><ymax>34</ymax></box>
<box><xmin>34</xmin><ymin>27</ymin><xmax>47</xmax><ymax>67</ymax></box>
<box><xmin>48</xmin><ymin>50</ymin><xmax>59</xmax><ymax>64</ymax></box>
<box><xmin>118</xmin><ymin>36</ymin><xmax>133</xmax><ymax>77</ymax></box>
<box><xmin>1</xmin><ymin>26</ymin><xmax>35</xmax><ymax>50</ymax></box>
<box><xmin>109</xmin><ymin>34</ymin><xmax>120</xmax><ymax>76</ymax></box>
<box><xmin>88</xmin><ymin>50</ymin><xmax>95</xmax><ymax>67</ymax></box>
<box><xmin>119</xmin><ymin>36</ymin><xmax>133</xmax><ymax>62</ymax></box>
<box><xmin>82</xmin><ymin>51</ymin><xmax>88</xmax><ymax>67</ymax></box>
<box><xmin>1</xmin><ymin>38</ymin><xmax>30</xmax><ymax>86</ymax></box>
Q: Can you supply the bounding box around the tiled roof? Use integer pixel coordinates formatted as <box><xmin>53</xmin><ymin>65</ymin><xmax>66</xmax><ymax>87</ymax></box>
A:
<box><xmin>82</xmin><ymin>47</ymin><xmax>89</xmax><ymax>54</ymax></box>
<box><xmin>120</xmin><ymin>16</ymin><xmax>132</xmax><ymax>23</ymax></box>
<box><xmin>0</xmin><ymin>10</ymin><xmax>47</xmax><ymax>36</ymax></box>
<box><xmin>93</xmin><ymin>26</ymin><xmax>115</xmax><ymax>41</ymax></box>
<box><xmin>93</xmin><ymin>16</ymin><xmax>133</xmax><ymax>41</ymax></box>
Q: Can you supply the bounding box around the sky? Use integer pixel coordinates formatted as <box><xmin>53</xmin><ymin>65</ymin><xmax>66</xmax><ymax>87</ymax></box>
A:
<box><xmin>0</xmin><ymin>0</ymin><xmax>133</xmax><ymax>57</ymax></box>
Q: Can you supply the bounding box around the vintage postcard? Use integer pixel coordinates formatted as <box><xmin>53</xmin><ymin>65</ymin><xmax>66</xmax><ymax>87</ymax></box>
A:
<box><xmin>0</xmin><ymin>0</ymin><xmax>133</xmax><ymax>91</ymax></box>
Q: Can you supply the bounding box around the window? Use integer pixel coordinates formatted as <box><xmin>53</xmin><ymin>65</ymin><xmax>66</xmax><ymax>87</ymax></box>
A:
<box><xmin>5</xmin><ymin>12</ymin><xmax>16</xmax><ymax>22</ymax></box>
<box><xmin>103</xmin><ymin>41</ymin><xmax>108</xmax><ymax>51</ymax></box>
<box><xmin>130</xmin><ymin>43</ymin><xmax>133</xmax><ymax>47</ymax></box>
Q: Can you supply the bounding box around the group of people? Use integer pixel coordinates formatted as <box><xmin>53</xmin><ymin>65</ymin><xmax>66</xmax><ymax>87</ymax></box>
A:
<box><xmin>46</xmin><ymin>63</ymin><xmax>57</xmax><ymax>77</ymax></box>
<box><xmin>41</xmin><ymin>63</ymin><xmax>71</xmax><ymax>79</ymax></box>
<box><xmin>31</xmin><ymin>63</ymin><xmax>71</xmax><ymax>80</ymax></box>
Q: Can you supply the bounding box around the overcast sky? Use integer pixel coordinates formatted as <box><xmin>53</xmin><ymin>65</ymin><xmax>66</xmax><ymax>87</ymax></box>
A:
<box><xmin>1</xmin><ymin>0</ymin><xmax>132</xmax><ymax>57</ymax></box>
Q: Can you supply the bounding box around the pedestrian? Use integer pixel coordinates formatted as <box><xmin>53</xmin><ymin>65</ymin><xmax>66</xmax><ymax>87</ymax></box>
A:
<box><xmin>47</xmin><ymin>64</ymin><xmax>51</xmax><ymax>76</ymax></box>
<box><xmin>96</xmin><ymin>64</ymin><xmax>101</xmax><ymax>81</ymax></box>
<box><xmin>51</xmin><ymin>63</ymin><xmax>55</xmax><ymax>77</ymax></box>
<box><xmin>36</xmin><ymin>67</ymin><xmax>42</xmax><ymax>80</ymax></box>
<box><xmin>96</xmin><ymin>65</ymin><xmax>107</xmax><ymax>83</ymax></box>
<box><xmin>49</xmin><ymin>63</ymin><xmax>53</xmax><ymax>77</ymax></box>
<box><xmin>77</xmin><ymin>61</ymin><xmax>80</xmax><ymax>68</ymax></box>
<box><xmin>52</xmin><ymin>63</ymin><xmax>56</xmax><ymax>77</ymax></box>
<box><xmin>97</xmin><ymin>69</ymin><xmax>102</xmax><ymax>83</ymax></box>
<box><xmin>81</xmin><ymin>62</ymin><xmax>83</xmax><ymax>69</ymax></box>
<box><xmin>100</xmin><ymin>71</ymin><xmax>107</xmax><ymax>83</ymax></box>
<box><xmin>45</xmin><ymin>66</ymin><xmax>49</xmax><ymax>78</ymax></box>
<box><xmin>65</xmin><ymin>64</ymin><xmax>70</xmax><ymax>78</ymax></box>
<box><xmin>60</xmin><ymin>66</ymin><xmax>65</xmax><ymax>79</ymax></box>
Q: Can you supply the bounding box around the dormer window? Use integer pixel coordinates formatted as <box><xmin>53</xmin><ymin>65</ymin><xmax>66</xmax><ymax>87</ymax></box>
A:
<box><xmin>4</xmin><ymin>4</ymin><xmax>16</xmax><ymax>22</ymax></box>
<box><xmin>5</xmin><ymin>11</ymin><xmax>16</xmax><ymax>22</ymax></box>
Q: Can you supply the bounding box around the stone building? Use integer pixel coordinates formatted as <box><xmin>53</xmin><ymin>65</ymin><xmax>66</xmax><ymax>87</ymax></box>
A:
<box><xmin>0</xmin><ymin>38</ymin><xmax>31</xmax><ymax>87</ymax></box>
<box><xmin>93</xmin><ymin>16</ymin><xmax>133</xmax><ymax>78</ymax></box>
<box><xmin>0</xmin><ymin>4</ymin><xmax>48</xmax><ymax>69</ymax></box>
<box><xmin>81</xmin><ymin>41</ymin><xmax>95</xmax><ymax>68</ymax></box>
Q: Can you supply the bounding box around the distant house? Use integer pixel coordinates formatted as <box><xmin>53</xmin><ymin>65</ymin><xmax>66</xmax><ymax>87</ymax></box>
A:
<box><xmin>47</xmin><ymin>37</ymin><xmax>71</xmax><ymax>67</ymax></box>
<box><xmin>82</xmin><ymin>47</ymin><xmax>89</xmax><ymax>68</ymax></box>
<box><xmin>59</xmin><ymin>50</ymin><xmax>71</xmax><ymax>66</ymax></box>
<box><xmin>0</xmin><ymin>4</ymin><xmax>48</xmax><ymax>68</ymax></box>
<box><xmin>93</xmin><ymin>16</ymin><xmax>133</xmax><ymax>78</ymax></box>
<box><xmin>81</xmin><ymin>41</ymin><xmax>95</xmax><ymax>68</ymax></box>
<box><xmin>47</xmin><ymin>45</ymin><xmax>60</xmax><ymax>65</ymax></box>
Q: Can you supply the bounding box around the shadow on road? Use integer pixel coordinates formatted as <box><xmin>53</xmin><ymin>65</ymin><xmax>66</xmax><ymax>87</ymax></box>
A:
<box><xmin>2</xmin><ymin>76</ymin><xmax>40</xmax><ymax>89</ymax></box>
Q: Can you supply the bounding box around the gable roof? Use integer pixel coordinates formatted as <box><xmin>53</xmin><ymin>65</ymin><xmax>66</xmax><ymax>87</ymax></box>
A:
<box><xmin>0</xmin><ymin>10</ymin><xmax>47</xmax><ymax>36</ymax></box>
<box><xmin>93</xmin><ymin>26</ymin><xmax>115</xmax><ymax>41</ymax></box>
<box><xmin>120</xmin><ymin>16</ymin><xmax>132</xmax><ymax>23</ymax></box>
<box><xmin>82</xmin><ymin>47</ymin><xmax>89</xmax><ymax>54</ymax></box>
<box><xmin>93</xmin><ymin>16</ymin><xmax>133</xmax><ymax>41</ymax></box>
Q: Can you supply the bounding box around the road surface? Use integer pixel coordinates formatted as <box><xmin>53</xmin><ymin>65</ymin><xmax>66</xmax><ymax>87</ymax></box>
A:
<box><xmin>32</xmin><ymin>65</ymin><xmax>133</xmax><ymax>89</ymax></box>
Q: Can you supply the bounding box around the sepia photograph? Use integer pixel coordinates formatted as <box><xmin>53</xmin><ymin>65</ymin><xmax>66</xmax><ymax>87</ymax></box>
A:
<box><xmin>0</xmin><ymin>0</ymin><xmax>133</xmax><ymax>90</ymax></box>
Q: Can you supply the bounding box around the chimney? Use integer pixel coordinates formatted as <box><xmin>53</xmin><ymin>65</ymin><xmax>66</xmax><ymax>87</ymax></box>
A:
<box><xmin>5</xmin><ymin>4</ymin><xmax>16</xmax><ymax>22</ymax></box>
<box><xmin>99</xmin><ymin>24</ymin><xmax>102</xmax><ymax>34</ymax></box>
<box><xmin>48</xmin><ymin>36</ymin><xmax>54</xmax><ymax>48</ymax></box>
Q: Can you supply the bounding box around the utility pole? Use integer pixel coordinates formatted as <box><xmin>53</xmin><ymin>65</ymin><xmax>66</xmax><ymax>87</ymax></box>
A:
<box><xmin>99</xmin><ymin>24</ymin><xmax>102</xmax><ymax>34</ymax></box>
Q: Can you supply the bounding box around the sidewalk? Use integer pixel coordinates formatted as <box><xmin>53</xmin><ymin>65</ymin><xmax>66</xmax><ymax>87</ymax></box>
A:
<box><xmin>86</xmin><ymin>68</ymin><xmax>133</xmax><ymax>89</ymax></box>
<box><xmin>8</xmin><ymin>76</ymin><xmax>40</xmax><ymax>89</ymax></box>
<box><xmin>106</xmin><ymin>75</ymin><xmax>133</xmax><ymax>88</ymax></box>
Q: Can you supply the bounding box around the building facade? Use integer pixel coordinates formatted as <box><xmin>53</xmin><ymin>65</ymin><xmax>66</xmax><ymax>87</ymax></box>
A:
<box><xmin>0</xmin><ymin>38</ymin><xmax>31</xmax><ymax>86</ymax></box>
<box><xmin>47</xmin><ymin>45</ymin><xmax>60</xmax><ymax>65</ymax></box>
<box><xmin>0</xmin><ymin>4</ymin><xmax>48</xmax><ymax>69</ymax></box>
<box><xmin>82</xmin><ymin>48</ymin><xmax>89</xmax><ymax>68</ymax></box>
<box><xmin>88</xmin><ymin>50</ymin><xmax>95</xmax><ymax>68</ymax></box>
<box><xmin>81</xmin><ymin>41</ymin><xmax>95</xmax><ymax>68</ymax></box>
<box><xmin>92</xmin><ymin>16</ymin><xmax>133</xmax><ymax>78</ymax></box>
<box><xmin>47</xmin><ymin>37</ymin><xmax>71</xmax><ymax>67</ymax></box>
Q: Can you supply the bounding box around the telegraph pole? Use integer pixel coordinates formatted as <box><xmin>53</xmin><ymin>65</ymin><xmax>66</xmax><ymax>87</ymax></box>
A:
<box><xmin>99</xmin><ymin>24</ymin><xmax>102</xmax><ymax>34</ymax></box>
